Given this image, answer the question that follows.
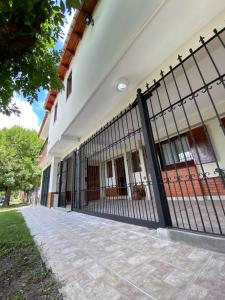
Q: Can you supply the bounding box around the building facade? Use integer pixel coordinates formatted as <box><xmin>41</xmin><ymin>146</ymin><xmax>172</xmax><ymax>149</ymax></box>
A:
<box><xmin>39</xmin><ymin>0</ymin><xmax>225</xmax><ymax>236</ymax></box>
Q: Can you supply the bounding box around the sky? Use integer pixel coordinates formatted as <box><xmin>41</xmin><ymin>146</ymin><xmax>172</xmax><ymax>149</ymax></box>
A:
<box><xmin>0</xmin><ymin>11</ymin><xmax>75</xmax><ymax>132</ymax></box>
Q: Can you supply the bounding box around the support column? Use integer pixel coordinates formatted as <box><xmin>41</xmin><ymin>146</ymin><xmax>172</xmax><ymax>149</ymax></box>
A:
<box><xmin>137</xmin><ymin>89</ymin><xmax>172</xmax><ymax>227</ymax></box>
<box><xmin>48</xmin><ymin>156</ymin><xmax>61</xmax><ymax>208</ymax></box>
<box><xmin>73</xmin><ymin>150</ymin><xmax>81</xmax><ymax>209</ymax></box>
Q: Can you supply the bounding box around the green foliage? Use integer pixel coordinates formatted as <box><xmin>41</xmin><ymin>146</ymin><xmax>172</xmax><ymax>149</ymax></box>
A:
<box><xmin>0</xmin><ymin>126</ymin><xmax>43</xmax><ymax>194</ymax></box>
<box><xmin>0</xmin><ymin>0</ymin><xmax>90</xmax><ymax>115</ymax></box>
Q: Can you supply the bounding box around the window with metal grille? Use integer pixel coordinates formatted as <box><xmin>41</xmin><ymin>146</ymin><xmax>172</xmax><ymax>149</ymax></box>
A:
<box><xmin>54</xmin><ymin>103</ymin><xmax>58</xmax><ymax>123</ymax></box>
<box><xmin>158</xmin><ymin>134</ymin><xmax>194</xmax><ymax>170</ymax></box>
<box><xmin>67</xmin><ymin>71</ymin><xmax>72</xmax><ymax>98</ymax></box>
<box><xmin>131</xmin><ymin>151</ymin><xmax>141</xmax><ymax>172</ymax></box>
<box><xmin>107</xmin><ymin>161</ymin><xmax>113</xmax><ymax>178</ymax></box>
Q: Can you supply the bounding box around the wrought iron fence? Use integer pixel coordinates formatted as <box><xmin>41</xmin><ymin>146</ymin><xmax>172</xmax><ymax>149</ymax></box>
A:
<box><xmin>74</xmin><ymin>104</ymin><xmax>159</xmax><ymax>227</ymax></box>
<box><xmin>143</xmin><ymin>27</ymin><xmax>225</xmax><ymax>235</ymax></box>
<box><xmin>40</xmin><ymin>165</ymin><xmax>51</xmax><ymax>206</ymax></box>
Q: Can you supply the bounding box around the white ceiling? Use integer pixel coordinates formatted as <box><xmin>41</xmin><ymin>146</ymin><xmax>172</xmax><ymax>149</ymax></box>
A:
<box><xmin>50</xmin><ymin>0</ymin><xmax>225</xmax><ymax>154</ymax></box>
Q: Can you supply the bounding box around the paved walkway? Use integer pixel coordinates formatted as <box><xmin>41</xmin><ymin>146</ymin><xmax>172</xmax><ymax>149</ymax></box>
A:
<box><xmin>21</xmin><ymin>206</ymin><xmax>225</xmax><ymax>300</ymax></box>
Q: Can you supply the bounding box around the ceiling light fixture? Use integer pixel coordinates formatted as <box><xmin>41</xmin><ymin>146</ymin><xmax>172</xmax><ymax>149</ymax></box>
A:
<box><xmin>116</xmin><ymin>78</ymin><xmax>129</xmax><ymax>92</ymax></box>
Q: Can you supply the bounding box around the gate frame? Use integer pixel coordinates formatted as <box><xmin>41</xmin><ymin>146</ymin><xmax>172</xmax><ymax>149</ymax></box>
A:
<box><xmin>137</xmin><ymin>88</ymin><xmax>172</xmax><ymax>228</ymax></box>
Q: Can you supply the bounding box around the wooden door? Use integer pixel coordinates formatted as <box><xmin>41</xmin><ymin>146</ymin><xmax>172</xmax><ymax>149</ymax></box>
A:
<box><xmin>115</xmin><ymin>157</ymin><xmax>127</xmax><ymax>196</ymax></box>
<box><xmin>87</xmin><ymin>165</ymin><xmax>100</xmax><ymax>201</ymax></box>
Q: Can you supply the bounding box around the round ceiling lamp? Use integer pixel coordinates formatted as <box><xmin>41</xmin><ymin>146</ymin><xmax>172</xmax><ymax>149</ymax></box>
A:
<box><xmin>116</xmin><ymin>78</ymin><xmax>129</xmax><ymax>92</ymax></box>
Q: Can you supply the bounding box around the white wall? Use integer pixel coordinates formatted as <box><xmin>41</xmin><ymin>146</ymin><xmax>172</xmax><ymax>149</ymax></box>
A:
<box><xmin>47</xmin><ymin>0</ymin><xmax>225</xmax><ymax>155</ymax></box>
<box><xmin>48</xmin><ymin>157</ymin><xmax>61</xmax><ymax>193</ymax></box>
<box><xmin>48</xmin><ymin>0</ymin><xmax>165</xmax><ymax>151</ymax></box>
<box><xmin>44</xmin><ymin>1</ymin><xmax>225</xmax><ymax>195</ymax></box>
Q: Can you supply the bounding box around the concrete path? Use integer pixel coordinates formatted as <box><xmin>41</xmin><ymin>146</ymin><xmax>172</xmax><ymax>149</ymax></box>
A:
<box><xmin>21</xmin><ymin>206</ymin><xmax>225</xmax><ymax>300</ymax></box>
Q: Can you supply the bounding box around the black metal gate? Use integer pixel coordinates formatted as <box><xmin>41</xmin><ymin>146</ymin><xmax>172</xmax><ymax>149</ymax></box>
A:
<box><xmin>140</xmin><ymin>27</ymin><xmax>225</xmax><ymax>235</ymax></box>
<box><xmin>73</xmin><ymin>104</ymin><xmax>160</xmax><ymax>227</ymax></box>
<box><xmin>40</xmin><ymin>165</ymin><xmax>51</xmax><ymax>206</ymax></box>
<box><xmin>70</xmin><ymin>27</ymin><xmax>225</xmax><ymax>235</ymax></box>
<box><xmin>58</xmin><ymin>159</ymin><xmax>67</xmax><ymax>207</ymax></box>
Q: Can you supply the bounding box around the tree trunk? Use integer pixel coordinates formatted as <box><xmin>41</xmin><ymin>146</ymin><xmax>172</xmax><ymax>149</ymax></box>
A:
<box><xmin>3</xmin><ymin>187</ymin><xmax>11</xmax><ymax>207</ymax></box>
<box><xmin>25</xmin><ymin>192</ymin><xmax>30</xmax><ymax>204</ymax></box>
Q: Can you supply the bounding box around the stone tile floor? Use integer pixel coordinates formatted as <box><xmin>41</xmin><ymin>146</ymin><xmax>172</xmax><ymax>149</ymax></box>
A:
<box><xmin>20</xmin><ymin>206</ymin><xmax>225</xmax><ymax>300</ymax></box>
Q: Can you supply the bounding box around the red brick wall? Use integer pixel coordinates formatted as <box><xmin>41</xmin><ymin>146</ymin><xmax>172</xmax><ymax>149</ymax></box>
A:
<box><xmin>200</xmin><ymin>177</ymin><xmax>225</xmax><ymax>196</ymax></box>
<box><xmin>162</xmin><ymin>166</ymin><xmax>202</xmax><ymax>197</ymax></box>
<box><xmin>47</xmin><ymin>192</ymin><xmax>58</xmax><ymax>208</ymax></box>
<box><xmin>162</xmin><ymin>166</ymin><xmax>225</xmax><ymax>197</ymax></box>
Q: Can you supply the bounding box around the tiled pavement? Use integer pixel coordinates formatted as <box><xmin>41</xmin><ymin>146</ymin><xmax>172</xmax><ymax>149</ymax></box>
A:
<box><xmin>21</xmin><ymin>206</ymin><xmax>225</xmax><ymax>300</ymax></box>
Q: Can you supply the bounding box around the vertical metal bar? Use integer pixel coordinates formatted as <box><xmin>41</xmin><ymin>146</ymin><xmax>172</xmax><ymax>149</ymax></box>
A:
<box><xmin>58</xmin><ymin>161</ymin><xmax>63</xmax><ymax>207</ymax></box>
<box><xmin>71</xmin><ymin>151</ymin><xmax>76</xmax><ymax>211</ymax></box>
<box><xmin>170</xmin><ymin>66</ymin><xmax>205</xmax><ymax>231</ymax></box>
<box><xmin>134</xmin><ymin>105</ymin><xmax>153</xmax><ymax>221</ymax></box>
<box><xmin>153</xmin><ymin>82</ymin><xmax>185</xmax><ymax>228</ymax></box>
<box><xmin>120</xmin><ymin>113</ymin><xmax>132</xmax><ymax>218</ymax></box>
<box><xmin>113</xmin><ymin>117</ymin><xmax>121</xmax><ymax>216</ymax></box>
<box><xmin>148</xmin><ymin>89</ymin><xmax>179</xmax><ymax>227</ymax></box>
<box><xmin>76</xmin><ymin>150</ymin><xmax>81</xmax><ymax>209</ymax></box>
<box><xmin>213</xmin><ymin>28</ymin><xmax>225</xmax><ymax>48</ymax></box>
<box><xmin>116</xmin><ymin>116</ymin><xmax>126</xmax><ymax>217</ymax></box>
<box><xmin>137</xmin><ymin>88</ymin><xmax>172</xmax><ymax>227</ymax></box>
<box><xmin>130</xmin><ymin>107</ymin><xmax>145</xmax><ymax>219</ymax></box>
<box><xmin>160</xmin><ymin>71</ymin><xmax>193</xmax><ymax>230</ymax></box>
<box><xmin>179</xmin><ymin>55</ymin><xmax>223</xmax><ymax>234</ymax></box>
<box><xmin>124</xmin><ymin>109</ymin><xmax>138</xmax><ymax>219</ymax></box>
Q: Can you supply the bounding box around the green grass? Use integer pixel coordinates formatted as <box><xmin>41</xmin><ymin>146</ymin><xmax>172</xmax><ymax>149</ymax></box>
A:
<box><xmin>0</xmin><ymin>210</ymin><xmax>62</xmax><ymax>299</ymax></box>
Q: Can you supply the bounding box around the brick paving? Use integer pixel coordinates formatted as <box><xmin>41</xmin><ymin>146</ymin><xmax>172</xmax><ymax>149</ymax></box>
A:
<box><xmin>21</xmin><ymin>206</ymin><xmax>225</xmax><ymax>300</ymax></box>
<box><xmin>84</xmin><ymin>198</ymin><xmax>225</xmax><ymax>234</ymax></box>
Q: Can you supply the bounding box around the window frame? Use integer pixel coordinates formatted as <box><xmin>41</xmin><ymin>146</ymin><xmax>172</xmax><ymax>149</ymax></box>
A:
<box><xmin>54</xmin><ymin>102</ymin><xmax>58</xmax><ymax>123</ymax></box>
<box><xmin>157</xmin><ymin>133</ymin><xmax>195</xmax><ymax>171</ymax></box>
<box><xmin>66</xmin><ymin>71</ymin><xmax>72</xmax><ymax>99</ymax></box>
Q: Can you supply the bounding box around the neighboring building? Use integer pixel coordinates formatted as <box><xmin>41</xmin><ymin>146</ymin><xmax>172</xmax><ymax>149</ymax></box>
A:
<box><xmin>39</xmin><ymin>0</ymin><xmax>225</xmax><ymax>237</ymax></box>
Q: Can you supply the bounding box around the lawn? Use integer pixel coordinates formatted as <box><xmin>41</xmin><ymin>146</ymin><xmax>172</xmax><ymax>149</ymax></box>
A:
<box><xmin>0</xmin><ymin>209</ymin><xmax>62</xmax><ymax>299</ymax></box>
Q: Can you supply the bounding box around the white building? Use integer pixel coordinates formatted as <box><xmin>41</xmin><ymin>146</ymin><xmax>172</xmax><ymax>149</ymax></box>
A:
<box><xmin>39</xmin><ymin>0</ymin><xmax>225</xmax><ymax>236</ymax></box>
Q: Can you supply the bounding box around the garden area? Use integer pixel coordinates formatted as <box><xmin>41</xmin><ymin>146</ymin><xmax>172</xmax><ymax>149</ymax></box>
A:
<box><xmin>0</xmin><ymin>207</ymin><xmax>62</xmax><ymax>299</ymax></box>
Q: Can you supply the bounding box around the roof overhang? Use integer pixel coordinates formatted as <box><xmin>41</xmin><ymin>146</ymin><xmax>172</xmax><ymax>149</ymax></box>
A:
<box><xmin>44</xmin><ymin>0</ymin><xmax>98</xmax><ymax>112</ymax></box>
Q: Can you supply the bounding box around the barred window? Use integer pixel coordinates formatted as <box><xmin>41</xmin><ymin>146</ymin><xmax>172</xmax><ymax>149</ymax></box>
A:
<box><xmin>158</xmin><ymin>134</ymin><xmax>193</xmax><ymax>170</ymax></box>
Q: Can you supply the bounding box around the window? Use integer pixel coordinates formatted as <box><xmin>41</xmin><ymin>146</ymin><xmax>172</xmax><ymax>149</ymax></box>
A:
<box><xmin>131</xmin><ymin>151</ymin><xmax>141</xmax><ymax>172</ymax></box>
<box><xmin>187</xmin><ymin>126</ymin><xmax>215</xmax><ymax>164</ymax></box>
<box><xmin>54</xmin><ymin>103</ymin><xmax>58</xmax><ymax>123</ymax></box>
<box><xmin>67</xmin><ymin>71</ymin><xmax>72</xmax><ymax>98</ymax></box>
<box><xmin>107</xmin><ymin>161</ymin><xmax>113</xmax><ymax>178</ymax></box>
<box><xmin>158</xmin><ymin>134</ymin><xmax>194</xmax><ymax>170</ymax></box>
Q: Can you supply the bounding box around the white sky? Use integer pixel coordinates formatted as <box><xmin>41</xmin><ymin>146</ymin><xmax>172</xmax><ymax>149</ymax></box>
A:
<box><xmin>60</xmin><ymin>10</ymin><xmax>75</xmax><ymax>42</ymax></box>
<box><xmin>0</xmin><ymin>96</ymin><xmax>39</xmax><ymax>131</ymax></box>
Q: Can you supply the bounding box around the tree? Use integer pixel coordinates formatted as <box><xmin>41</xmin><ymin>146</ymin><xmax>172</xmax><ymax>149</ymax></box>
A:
<box><xmin>0</xmin><ymin>0</ymin><xmax>90</xmax><ymax>115</ymax></box>
<box><xmin>0</xmin><ymin>126</ymin><xmax>43</xmax><ymax>206</ymax></box>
